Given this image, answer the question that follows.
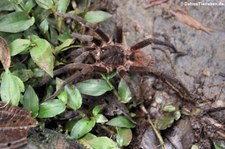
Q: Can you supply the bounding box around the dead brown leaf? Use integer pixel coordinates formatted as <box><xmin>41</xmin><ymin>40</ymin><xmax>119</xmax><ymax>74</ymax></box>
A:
<box><xmin>0</xmin><ymin>36</ymin><xmax>11</xmax><ymax>69</ymax></box>
<box><xmin>163</xmin><ymin>4</ymin><xmax>214</xmax><ymax>33</ymax></box>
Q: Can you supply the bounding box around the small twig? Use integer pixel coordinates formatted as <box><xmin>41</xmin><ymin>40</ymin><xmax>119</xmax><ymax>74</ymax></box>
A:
<box><xmin>140</xmin><ymin>105</ymin><xmax>165</xmax><ymax>149</ymax></box>
<box><xmin>144</xmin><ymin>0</ymin><xmax>169</xmax><ymax>8</ymax></box>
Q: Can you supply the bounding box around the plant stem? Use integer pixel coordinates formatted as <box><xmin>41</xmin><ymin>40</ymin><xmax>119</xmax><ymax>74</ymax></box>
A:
<box><xmin>140</xmin><ymin>105</ymin><xmax>165</xmax><ymax>149</ymax></box>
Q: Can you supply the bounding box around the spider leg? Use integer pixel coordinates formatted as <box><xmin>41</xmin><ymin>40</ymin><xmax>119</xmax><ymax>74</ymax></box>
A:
<box><xmin>46</xmin><ymin>63</ymin><xmax>109</xmax><ymax>100</ymax></box>
<box><xmin>128</xmin><ymin>65</ymin><xmax>196</xmax><ymax>103</ymax></box>
<box><xmin>56</xmin><ymin>12</ymin><xmax>110</xmax><ymax>43</ymax></box>
<box><xmin>46</xmin><ymin>64</ymin><xmax>94</xmax><ymax>100</ymax></box>
<box><xmin>67</xmin><ymin>47</ymin><xmax>96</xmax><ymax>60</ymax></box>
<box><xmin>130</xmin><ymin>38</ymin><xmax>179</xmax><ymax>53</ymax></box>
<box><xmin>114</xmin><ymin>22</ymin><xmax>123</xmax><ymax>44</ymax></box>
<box><xmin>71</xmin><ymin>32</ymin><xmax>102</xmax><ymax>46</ymax></box>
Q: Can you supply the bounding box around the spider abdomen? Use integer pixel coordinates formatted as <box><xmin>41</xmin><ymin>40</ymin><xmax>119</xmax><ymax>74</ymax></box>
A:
<box><xmin>100</xmin><ymin>45</ymin><xmax>125</xmax><ymax>68</ymax></box>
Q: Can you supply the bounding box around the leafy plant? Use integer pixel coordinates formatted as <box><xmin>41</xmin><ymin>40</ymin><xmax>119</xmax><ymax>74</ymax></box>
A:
<box><xmin>0</xmin><ymin>0</ymin><xmax>137</xmax><ymax>148</ymax></box>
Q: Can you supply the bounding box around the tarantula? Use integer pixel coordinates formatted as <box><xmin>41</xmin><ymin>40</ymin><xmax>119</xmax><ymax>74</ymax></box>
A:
<box><xmin>47</xmin><ymin>12</ymin><xmax>193</xmax><ymax>103</ymax></box>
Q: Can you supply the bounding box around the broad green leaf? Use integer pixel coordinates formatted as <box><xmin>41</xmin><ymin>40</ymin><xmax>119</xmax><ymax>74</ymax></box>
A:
<box><xmin>0</xmin><ymin>1</ymin><xmax>14</xmax><ymax>11</ymax></box>
<box><xmin>92</xmin><ymin>105</ymin><xmax>103</xmax><ymax>116</ymax></box>
<box><xmin>57</xmin><ymin>31</ymin><xmax>71</xmax><ymax>42</ymax></box>
<box><xmin>12</xmin><ymin>69</ymin><xmax>33</xmax><ymax>82</ymax></box>
<box><xmin>79</xmin><ymin>133</ymin><xmax>96</xmax><ymax>149</ymax></box>
<box><xmin>55</xmin><ymin>38</ymin><xmax>74</xmax><ymax>54</ymax></box>
<box><xmin>56</xmin><ymin>0</ymin><xmax>70</xmax><ymax>13</ymax></box>
<box><xmin>24</xmin><ymin>0</ymin><xmax>36</xmax><ymax>13</ymax></box>
<box><xmin>95</xmin><ymin>114</ymin><xmax>108</xmax><ymax>124</ymax></box>
<box><xmin>163</xmin><ymin>105</ymin><xmax>177</xmax><ymax>112</ymax></box>
<box><xmin>106</xmin><ymin>116</ymin><xmax>135</xmax><ymax>128</ymax></box>
<box><xmin>33</xmin><ymin>68</ymin><xmax>45</xmax><ymax>77</ymax></box>
<box><xmin>35</xmin><ymin>0</ymin><xmax>54</xmax><ymax>9</ymax></box>
<box><xmin>10</xmin><ymin>39</ymin><xmax>31</xmax><ymax>56</ymax></box>
<box><xmin>0</xmin><ymin>69</ymin><xmax>21</xmax><ymax>105</ymax></box>
<box><xmin>40</xmin><ymin>19</ymin><xmax>49</xmax><ymax>34</ymax></box>
<box><xmin>50</xmin><ymin>27</ymin><xmax>59</xmax><ymax>43</ymax></box>
<box><xmin>0</xmin><ymin>36</ymin><xmax>11</xmax><ymax>69</ymax></box>
<box><xmin>84</xmin><ymin>11</ymin><xmax>112</xmax><ymax>23</ymax></box>
<box><xmin>118</xmin><ymin>79</ymin><xmax>132</xmax><ymax>103</ymax></box>
<box><xmin>65</xmin><ymin>84</ymin><xmax>82</xmax><ymax>110</ymax></box>
<box><xmin>87</xmin><ymin>136</ymin><xmax>119</xmax><ymax>149</ymax></box>
<box><xmin>30</xmin><ymin>35</ymin><xmax>54</xmax><ymax>77</ymax></box>
<box><xmin>116</xmin><ymin>128</ymin><xmax>132</xmax><ymax>147</ymax></box>
<box><xmin>38</xmin><ymin>99</ymin><xmax>66</xmax><ymax>118</ymax></box>
<box><xmin>71</xmin><ymin>118</ymin><xmax>95</xmax><ymax>139</ymax></box>
<box><xmin>76</xmin><ymin>79</ymin><xmax>112</xmax><ymax>96</ymax></box>
<box><xmin>13</xmin><ymin>75</ymin><xmax>25</xmax><ymax>92</ymax></box>
<box><xmin>0</xmin><ymin>12</ymin><xmax>35</xmax><ymax>33</ymax></box>
<box><xmin>56</xmin><ymin>78</ymin><xmax>67</xmax><ymax>103</ymax></box>
<box><xmin>155</xmin><ymin>114</ymin><xmax>175</xmax><ymax>130</ymax></box>
<box><xmin>11</xmin><ymin>0</ymin><xmax>23</xmax><ymax>4</ymax></box>
<box><xmin>65</xmin><ymin>119</ymin><xmax>77</xmax><ymax>132</ymax></box>
<box><xmin>174</xmin><ymin>111</ymin><xmax>181</xmax><ymax>120</ymax></box>
<box><xmin>23</xmin><ymin>85</ymin><xmax>39</xmax><ymax>118</ymax></box>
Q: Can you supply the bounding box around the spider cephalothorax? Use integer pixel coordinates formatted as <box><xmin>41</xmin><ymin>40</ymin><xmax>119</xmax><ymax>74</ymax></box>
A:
<box><xmin>48</xmin><ymin>12</ymin><xmax>193</xmax><ymax>106</ymax></box>
<box><xmin>99</xmin><ymin>45</ymin><xmax>125</xmax><ymax>68</ymax></box>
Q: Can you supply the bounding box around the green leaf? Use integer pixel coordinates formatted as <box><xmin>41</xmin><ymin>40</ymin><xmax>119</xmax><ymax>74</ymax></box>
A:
<box><xmin>55</xmin><ymin>38</ymin><xmax>74</xmax><ymax>54</ymax></box>
<box><xmin>13</xmin><ymin>75</ymin><xmax>25</xmax><ymax>92</ymax></box>
<box><xmin>0</xmin><ymin>12</ymin><xmax>35</xmax><ymax>33</ymax></box>
<box><xmin>56</xmin><ymin>0</ymin><xmax>70</xmax><ymax>13</ymax></box>
<box><xmin>12</xmin><ymin>69</ymin><xmax>33</xmax><ymax>82</ymax></box>
<box><xmin>116</xmin><ymin>128</ymin><xmax>132</xmax><ymax>147</ymax></box>
<box><xmin>24</xmin><ymin>0</ymin><xmax>36</xmax><ymax>13</ymax></box>
<box><xmin>95</xmin><ymin>114</ymin><xmax>108</xmax><ymax>124</ymax></box>
<box><xmin>65</xmin><ymin>84</ymin><xmax>82</xmax><ymax>110</ymax></box>
<box><xmin>155</xmin><ymin>114</ymin><xmax>175</xmax><ymax>130</ymax></box>
<box><xmin>71</xmin><ymin>118</ymin><xmax>95</xmax><ymax>139</ymax></box>
<box><xmin>0</xmin><ymin>1</ymin><xmax>14</xmax><ymax>11</ymax></box>
<box><xmin>106</xmin><ymin>116</ymin><xmax>135</xmax><ymax>128</ymax></box>
<box><xmin>30</xmin><ymin>35</ymin><xmax>54</xmax><ymax>77</ymax></box>
<box><xmin>163</xmin><ymin>105</ymin><xmax>176</xmax><ymax>112</ymax></box>
<box><xmin>100</xmin><ymin>71</ymin><xmax>116</xmax><ymax>81</ymax></box>
<box><xmin>56</xmin><ymin>78</ymin><xmax>67</xmax><ymax>103</ymax></box>
<box><xmin>76</xmin><ymin>79</ymin><xmax>113</xmax><ymax>96</ymax></box>
<box><xmin>79</xmin><ymin>133</ymin><xmax>96</xmax><ymax>149</ymax></box>
<box><xmin>10</xmin><ymin>39</ymin><xmax>31</xmax><ymax>56</ymax></box>
<box><xmin>106</xmin><ymin>71</ymin><xmax>116</xmax><ymax>80</ymax></box>
<box><xmin>87</xmin><ymin>136</ymin><xmax>119</xmax><ymax>149</ymax></box>
<box><xmin>35</xmin><ymin>0</ymin><xmax>54</xmax><ymax>9</ymax></box>
<box><xmin>40</xmin><ymin>19</ymin><xmax>49</xmax><ymax>34</ymax></box>
<box><xmin>84</xmin><ymin>11</ymin><xmax>112</xmax><ymax>23</ymax></box>
<box><xmin>118</xmin><ymin>79</ymin><xmax>132</xmax><ymax>103</ymax></box>
<box><xmin>92</xmin><ymin>105</ymin><xmax>103</xmax><ymax>116</ymax></box>
<box><xmin>0</xmin><ymin>69</ymin><xmax>21</xmax><ymax>105</ymax></box>
<box><xmin>38</xmin><ymin>99</ymin><xmax>66</xmax><ymax>118</ymax></box>
<box><xmin>174</xmin><ymin>111</ymin><xmax>181</xmax><ymax>120</ymax></box>
<box><xmin>23</xmin><ymin>85</ymin><xmax>39</xmax><ymax>118</ymax></box>
<box><xmin>33</xmin><ymin>68</ymin><xmax>45</xmax><ymax>77</ymax></box>
<box><xmin>213</xmin><ymin>141</ymin><xmax>225</xmax><ymax>149</ymax></box>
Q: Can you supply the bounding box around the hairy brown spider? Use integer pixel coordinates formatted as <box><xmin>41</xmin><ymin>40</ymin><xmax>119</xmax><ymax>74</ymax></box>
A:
<box><xmin>47</xmin><ymin>12</ymin><xmax>194</xmax><ymax>105</ymax></box>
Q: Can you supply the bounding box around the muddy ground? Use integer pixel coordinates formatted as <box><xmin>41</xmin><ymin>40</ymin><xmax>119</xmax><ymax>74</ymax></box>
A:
<box><xmin>22</xmin><ymin>0</ymin><xmax>225</xmax><ymax>148</ymax></box>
